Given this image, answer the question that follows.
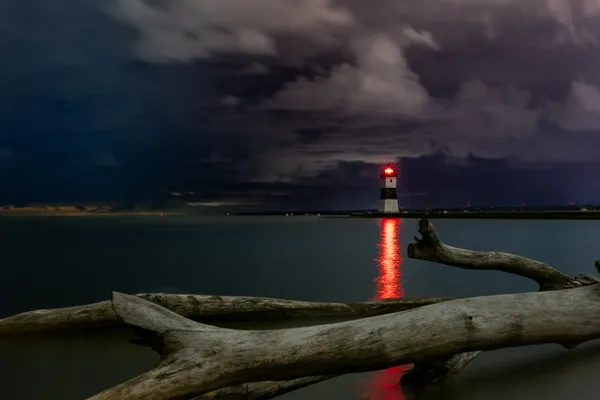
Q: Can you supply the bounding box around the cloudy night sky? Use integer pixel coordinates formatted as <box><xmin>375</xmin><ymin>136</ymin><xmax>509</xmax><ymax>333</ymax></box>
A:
<box><xmin>2</xmin><ymin>0</ymin><xmax>600</xmax><ymax>211</ymax></box>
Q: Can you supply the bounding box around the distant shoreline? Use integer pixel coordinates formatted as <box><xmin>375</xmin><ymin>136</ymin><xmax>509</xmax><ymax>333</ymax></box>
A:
<box><xmin>0</xmin><ymin>211</ymin><xmax>174</xmax><ymax>217</ymax></box>
<box><xmin>347</xmin><ymin>211</ymin><xmax>600</xmax><ymax>220</ymax></box>
<box><xmin>236</xmin><ymin>210</ymin><xmax>600</xmax><ymax>220</ymax></box>
<box><xmin>0</xmin><ymin>203</ymin><xmax>179</xmax><ymax>217</ymax></box>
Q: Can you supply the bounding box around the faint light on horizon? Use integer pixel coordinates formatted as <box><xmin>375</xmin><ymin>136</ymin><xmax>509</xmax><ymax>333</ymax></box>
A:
<box><xmin>187</xmin><ymin>201</ymin><xmax>255</xmax><ymax>207</ymax></box>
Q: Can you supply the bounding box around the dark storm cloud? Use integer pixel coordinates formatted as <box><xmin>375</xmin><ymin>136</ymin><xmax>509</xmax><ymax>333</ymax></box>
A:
<box><xmin>4</xmin><ymin>0</ymin><xmax>600</xmax><ymax>206</ymax></box>
<box><xmin>108</xmin><ymin>0</ymin><xmax>600</xmax><ymax>185</ymax></box>
<box><xmin>399</xmin><ymin>154</ymin><xmax>600</xmax><ymax>207</ymax></box>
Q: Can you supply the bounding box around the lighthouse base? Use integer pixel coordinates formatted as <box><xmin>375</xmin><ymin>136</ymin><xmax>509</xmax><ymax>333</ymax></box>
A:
<box><xmin>379</xmin><ymin>199</ymin><xmax>399</xmax><ymax>213</ymax></box>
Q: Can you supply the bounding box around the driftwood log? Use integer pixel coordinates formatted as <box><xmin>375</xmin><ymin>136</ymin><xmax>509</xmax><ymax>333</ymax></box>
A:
<box><xmin>202</xmin><ymin>218</ymin><xmax>600</xmax><ymax>399</ymax></box>
<box><xmin>6</xmin><ymin>218</ymin><xmax>600</xmax><ymax>400</ymax></box>
<box><xmin>0</xmin><ymin>295</ymin><xmax>450</xmax><ymax>335</ymax></box>
<box><xmin>399</xmin><ymin>218</ymin><xmax>600</xmax><ymax>390</ymax></box>
<box><xmin>84</xmin><ymin>218</ymin><xmax>600</xmax><ymax>400</ymax></box>
<box><xmin>90</xmin><ymin>282</ymin><xmax>600</xmax><ymax>399</ymax></box>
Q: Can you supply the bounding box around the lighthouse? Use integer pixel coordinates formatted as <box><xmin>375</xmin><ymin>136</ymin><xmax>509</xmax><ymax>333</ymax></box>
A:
<box><xmin>379</xmin><ymin>166</ymin><xmax>399</xmax><ymax>213</ymax></box>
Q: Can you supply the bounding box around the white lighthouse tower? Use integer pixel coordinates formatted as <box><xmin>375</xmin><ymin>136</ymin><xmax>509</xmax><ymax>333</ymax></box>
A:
<box><xmin>379</xmin><ymin>166</ymin><xmax>399</xmax><ymax>213</ymax></box>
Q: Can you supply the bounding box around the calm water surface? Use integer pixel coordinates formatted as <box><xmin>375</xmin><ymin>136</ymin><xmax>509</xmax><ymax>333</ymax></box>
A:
<box><xmin>1</xmin><ymin>216</ymin><xmax>600</xmax><ymax>399</ymax></box>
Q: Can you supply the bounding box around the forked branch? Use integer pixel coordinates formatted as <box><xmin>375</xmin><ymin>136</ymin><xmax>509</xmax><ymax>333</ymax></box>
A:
<box><xmin>90</xmin><ymin>284</ymin><xmax>600</xmax><ymax>399</ymax></box>
<box><xmin>407</xmin><ymin>218</ymin><xmax>579</xmax><ymax>290</ymax></box>
<box><xmin>193</xmin><ymin>219</ymin><xmax>600</xmax><ymax>399</ymax></box>
<box><xmin>402</xmin><ymin>217</ymin><xmax>599</xmax><ymax>390</ymax></box>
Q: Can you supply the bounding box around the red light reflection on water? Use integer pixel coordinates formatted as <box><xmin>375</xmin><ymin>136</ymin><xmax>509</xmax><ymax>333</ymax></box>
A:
<box><xmin>360</xmin><ymin>218</ymin><xmax>409</xmax><ymax>400</ymax></box>
<box><xmin>375</xmin><ymin>218</ymin><xmax>404</xmax><ymax>299</ymax></box>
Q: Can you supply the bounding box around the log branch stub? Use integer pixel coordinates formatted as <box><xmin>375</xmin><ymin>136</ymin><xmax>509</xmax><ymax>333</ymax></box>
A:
<box><xmin>596</xmin><ymin>259</ymin><xmax>600</xmax><ymax>273</ymax></box>
<box><xmin>574</xmin><ymin>273</ymin><xmax>600</xmax><ymax>285</ymax></box>
<box><xmin>400</xmin><ymin>351</ymin><xmax>481</xmax><ymax>392</ymax></box>
<box><xmin>407</xmin><ymin>218</ymin><xmax>579</xmax><ymax>290</ymax></box>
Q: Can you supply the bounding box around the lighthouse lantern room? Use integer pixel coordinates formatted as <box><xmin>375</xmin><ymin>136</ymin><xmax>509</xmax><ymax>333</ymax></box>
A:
<box><xmin>379</xmin><ymin>166</ymin><xmax>399</xmax><ymax>213</ymax></box>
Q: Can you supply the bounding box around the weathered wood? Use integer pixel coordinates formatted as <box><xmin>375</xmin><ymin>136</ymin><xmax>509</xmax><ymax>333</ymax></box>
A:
<box><xmin>197</xmin><ymin>218</ymin><xmax>600</xmax><ymax>399</ymax></box>
<box><xmin>198</xmin><ymin>218</ymin><xmax>600</xmax><ymax>399</ymax></box>
<box><xmin>89</xmin><ymin>285</ymin><xmax>600</xmax><ymax>400</ymax></box>
<box><xmin>407</xmin><ymin>218</ymin><xmax>579</xmax><ymax>290</ymax></box>
<box><xmin>0</xmin><ymin>294</ymin><xmax>451</xmax><ymax>335</ymax></box>
<box><xmin>7</xmin><ymin>217</ymin><xmax>597</xmax><ymax>399</ymax></box>
<box><xmin>402</xmin><ymin>218</ymin><xmax>599</xmax><ymax>390</ymax></box>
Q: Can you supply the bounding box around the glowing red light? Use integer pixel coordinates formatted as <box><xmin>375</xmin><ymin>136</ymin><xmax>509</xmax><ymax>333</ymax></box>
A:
<box><xmin>360</xmin><ymin>218</ymin><xmax>409</xmax><ymax>400</ymax></box>
<box><xmin>375</xmin><ymin>219</ymin><xmax>404</xmax><ymax>299</ymax></box>
<box><xmin>384</xmin><ymin>167</ymin><xmax>394</xmax><ymax>175</ymax></box>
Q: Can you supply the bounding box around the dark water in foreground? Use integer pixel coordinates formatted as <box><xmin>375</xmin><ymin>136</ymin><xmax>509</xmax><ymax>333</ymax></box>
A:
<box><xmin>1</xmin><ymin>216</ymin><xmax>600</xmax><ymax>400</ymax></box>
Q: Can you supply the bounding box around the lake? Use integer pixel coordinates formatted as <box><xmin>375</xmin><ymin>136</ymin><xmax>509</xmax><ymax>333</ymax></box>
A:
<box><xmin>1</xmin><ymin>215</ymin><xmax>600</xmax><ymax>399</ymax></box>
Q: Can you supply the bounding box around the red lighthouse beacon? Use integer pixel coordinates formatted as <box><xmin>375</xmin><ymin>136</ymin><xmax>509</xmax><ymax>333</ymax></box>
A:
<box><xmin>379</xmin><ymin>166</ymin><xmax>399</xmax><ymax>213</ymax></box>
